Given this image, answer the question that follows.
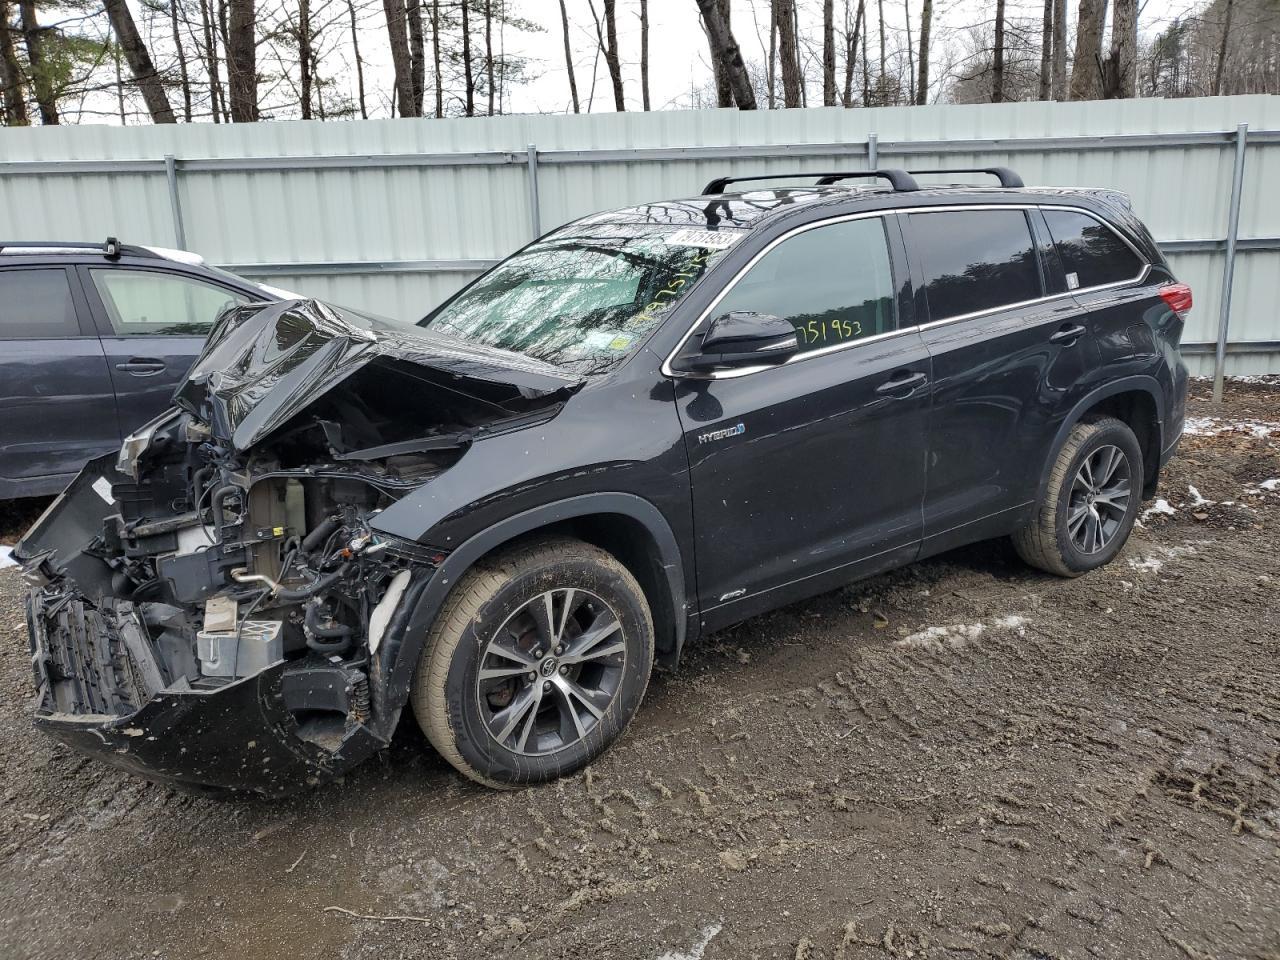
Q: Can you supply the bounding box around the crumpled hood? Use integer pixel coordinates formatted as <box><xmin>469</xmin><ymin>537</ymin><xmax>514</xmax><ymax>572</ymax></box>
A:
<box><xmin>174</xmin><ymin>298</ymin><xmax>584</xmax><ymax>451</ymax></box>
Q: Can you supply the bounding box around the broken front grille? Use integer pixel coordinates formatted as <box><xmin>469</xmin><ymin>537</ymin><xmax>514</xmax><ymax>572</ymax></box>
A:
<box><xmin>30</xmin><ymin>596</ymin><xmax>149</xmax><ymax>717</ymax></box>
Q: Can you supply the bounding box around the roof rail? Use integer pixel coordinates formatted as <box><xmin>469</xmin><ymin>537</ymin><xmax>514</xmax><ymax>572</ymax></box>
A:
<box><xmin>0</xmin><ymin>238</ymin><xmax>163</xmax><ymax>259</ymax></box>
<box><xmin>702</xmin><ymin>169</ymin><xmax>920</xmax><ymax>195</ymax></box>
<box><xmin>905</xmin><ymin>166</ymin><xmax>1025</xmax><ymax>188</ymax></box>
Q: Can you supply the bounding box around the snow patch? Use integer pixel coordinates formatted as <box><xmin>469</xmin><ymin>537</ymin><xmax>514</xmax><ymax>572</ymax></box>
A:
<box><xmin>1140</xmin><ymin>498</ymin><xmax>1177</xmax><ymax>523</ymax></box>
<box><xmin>1187</xmin><ymin>485</ymin><xmax>1213</xmax><ymax>507</ymax></box>
<box><xmin>0</xmin><ymin>546</ymin><xmax>14</xmax><ymax>569</ymax></box>
<box><xmin>1260</xmin><ymin>478</ymin><xmax>1280</xmax><ymax>491</ymax></box>
<box><xmin>657</xmin><ymin>923</ymin><xmax>724</xmax><ymax>960</ymax></box>
<box><xmin>1127</xmin><ymin>543</ymin><xmax>1200</xmax><ymax>574</ymax></box>
<box><xmin>1182</xmin><ymin>416</ymin><xmax>1278</xmax><ymax>440</ymax></box>
<box><xmin>897</xmin><ymin>615</ymin><xmax>1028</xmax><ymax>652</ymax></box>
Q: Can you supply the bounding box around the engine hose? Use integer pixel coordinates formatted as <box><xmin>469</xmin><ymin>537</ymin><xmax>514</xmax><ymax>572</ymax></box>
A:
<box><xmin>301</xmin><ymin>516</ymin><xmax>342</xmax><ymax>555</ymax></box>
<box><xmin>274</xmin><ymin>565</ymin><xmax>349</xmax><ymax>602</ymax></box>
<box><xmin>305</xmin><ymin>601</ymin><xmax>354</xmax><ymax>655</ymax></box>
<box><xmin>209</xmin><ymin>484</ymin><xmax>242</xmax><ymax>540</ymax></box>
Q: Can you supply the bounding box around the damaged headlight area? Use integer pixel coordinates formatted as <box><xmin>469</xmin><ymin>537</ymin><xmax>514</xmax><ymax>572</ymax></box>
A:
<box><xmin>14</xmin><ymin>298</ymin><xmax>580</xmax><ymax>796</ymax></box>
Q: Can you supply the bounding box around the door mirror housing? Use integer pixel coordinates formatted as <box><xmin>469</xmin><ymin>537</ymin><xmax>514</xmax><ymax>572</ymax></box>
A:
<box><xmin>685</xmin><ymin>311</ymin><xmax>799</xmax><ymax>371</ymax></box>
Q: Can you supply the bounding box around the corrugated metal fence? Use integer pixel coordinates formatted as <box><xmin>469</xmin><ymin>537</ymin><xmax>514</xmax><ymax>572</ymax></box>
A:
<box><xmin>2</xmin><ymin>95</ymin><xmax>1279</xmax><ymax>376</ymax></box>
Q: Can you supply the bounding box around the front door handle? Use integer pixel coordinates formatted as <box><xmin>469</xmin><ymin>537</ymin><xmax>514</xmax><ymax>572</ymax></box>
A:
<box><xmin>875</xmin><ymin>370</ymin><xmax>929</xmax><ymax>395</ymax></box>
<box><xmin>115</xmin><ymin>358</ymin><xmax>167</xmax><ymax>376</ymax></box>
<box><xmin>1049</xmin><ymin>323</ymin><xmax>1088</xmax><ymax>346</ymax></box>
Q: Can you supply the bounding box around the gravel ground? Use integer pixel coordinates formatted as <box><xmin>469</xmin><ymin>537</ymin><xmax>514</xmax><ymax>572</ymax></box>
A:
<box><xmin>1</xmin><ymin>380</ymin><xmax>1277</xmax><ymax>960</ymax></box>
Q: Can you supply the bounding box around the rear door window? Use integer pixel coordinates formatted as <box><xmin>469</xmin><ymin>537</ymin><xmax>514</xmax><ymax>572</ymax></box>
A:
<box><xmin>0</xmin><ymin>269</ymin><xmax>80</xmax><ymax>339</ymax></box>
<box><xmin>90</xmin><ymin>269</ymin><xmax>248</xmax><ymax>336</ymax></box>
<box><xmin>1042</xmin><ymin>209</ymin><xmax>1146</xmax><ymax>290</ymax></box>
<box><xmin>711</xmin><ymin>216</ymin><xmax>895</xmax><ymax>353</ymax></box>
<box><xmin>909</xmin><ymin>209</ymin><xmax>1043</xmax><ymax>321</ymax></box>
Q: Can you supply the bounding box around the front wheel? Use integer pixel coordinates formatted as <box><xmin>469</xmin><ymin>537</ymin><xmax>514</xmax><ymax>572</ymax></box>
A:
<box><xmin>411</xmin><ymin>537</ymin><xmax>654</xmax><ymax>788</ymax></box>
<box><xmin>1013</xmin><ymin>416</ymin><xmax>1144</xmax><ymax>577</ymax></box>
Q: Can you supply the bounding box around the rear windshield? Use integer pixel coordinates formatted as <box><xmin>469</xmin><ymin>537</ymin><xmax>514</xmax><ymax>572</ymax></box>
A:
<box><xmin>418</xmin><ymin>223</ymin><xmax>743</xmax><ymax>374</ymax></box>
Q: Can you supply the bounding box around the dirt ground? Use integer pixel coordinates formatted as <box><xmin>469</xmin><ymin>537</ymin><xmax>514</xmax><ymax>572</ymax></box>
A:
<box><xmin>1</xmin><ymin>380</ymin><xmax>1277</xmax><ymax>960</ymax></box>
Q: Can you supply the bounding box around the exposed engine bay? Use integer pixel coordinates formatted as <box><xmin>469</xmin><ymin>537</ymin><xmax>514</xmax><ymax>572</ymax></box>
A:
<box><xmin>17</xmin><ymin>299</ymin><xmax>581</xmax><ymax>794</ymax></box>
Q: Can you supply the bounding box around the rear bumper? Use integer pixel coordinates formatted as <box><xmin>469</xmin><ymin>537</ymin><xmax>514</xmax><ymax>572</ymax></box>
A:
<box><xmin>26</xmin><ymin>590</ymin><xmax>383</xmax><ymax>796</ymax></box>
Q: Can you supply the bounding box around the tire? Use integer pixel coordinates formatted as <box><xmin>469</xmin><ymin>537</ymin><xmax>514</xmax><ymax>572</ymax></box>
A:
<box><xmin>411</xmin><ymin>537</ymin><xmax>654</xmax><ymax>789</ymax></box>
<box><xmin>1013</xmin><ymin>416</ymin><xmax>1144</xmax><ymax>578</ymax></box>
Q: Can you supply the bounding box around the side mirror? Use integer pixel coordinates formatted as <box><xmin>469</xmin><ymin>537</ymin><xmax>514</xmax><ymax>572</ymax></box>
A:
<box><xmin>685</xmin><ymin>311</ymin><xmax>799</xmax><ymax>371</ymax></box>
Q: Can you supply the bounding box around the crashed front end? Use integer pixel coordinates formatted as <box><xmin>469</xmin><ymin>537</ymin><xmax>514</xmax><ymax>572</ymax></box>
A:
<box><xmin>17</xmin><ymin>299</ymin><xmax>579</xmax><ymax>796</ymax></box>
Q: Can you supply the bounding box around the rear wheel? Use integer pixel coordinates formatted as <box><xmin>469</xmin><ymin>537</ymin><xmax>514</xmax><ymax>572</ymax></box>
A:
<box><xmin>1013</xmin><ymin>416</ymin><xmax>1143</xmax><ymax>577</ymax></box>
<box><xmin>411</xmin><ymin>537</ymin><xmax>653</xmax><ymax>788</ymax></box>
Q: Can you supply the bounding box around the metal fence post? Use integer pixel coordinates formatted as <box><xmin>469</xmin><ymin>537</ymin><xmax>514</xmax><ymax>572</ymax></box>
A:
<box><xmin>164</xmin><ymin>154</ymin><xmax>187</xmax><ymax>250</ymax></box>
<box><xmin>1213</xmin><ymin>122</ymin><xmax>1248</xmax><ymax>402</ymax></box>
<box><xmin>868</xmin><ymin>132</ymin><xmax>878</xmax><ymax>168</ymax></box>
<box><xmin>526</xmin><ymin>143</ymin><xmax>541</xmax><ymax>239</ymax></box>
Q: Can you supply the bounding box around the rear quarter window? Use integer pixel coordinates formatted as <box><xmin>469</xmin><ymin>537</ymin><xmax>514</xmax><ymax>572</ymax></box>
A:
<box><xmin>909</xmin><ymin>209</ymin><xmax>1042</xmax><ymax>321</ymax></box>
<box><xmin>0</xmin><ymin>269</ymin><xmax>80</xmax><ymax>339</ymax></box>
<box><xmin>1043</xmin><ymin>209</ymin><xmax>1146</xmax><ymax>290</ymax></box>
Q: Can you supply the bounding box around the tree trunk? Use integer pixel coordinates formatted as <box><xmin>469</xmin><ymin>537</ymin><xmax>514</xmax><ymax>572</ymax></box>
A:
<box><xmin>991</xmin><ymin>0</ymin><xmax>1006</xmax><ymax>102</ymax></box>
<box><xmin>104</xmin><ymin>0</ymin><xmax>176</xmax><ymax>123</ymax></box>
<box><xmin>432</xmin><ymin>0</ymin><xmax>442</xmax><ymax>116</ymax></box>
<box><xmin>823</xmin><ymin>0</ymin><xmax>836</xmax><ymax>104</ymax></box>
<box><xmin>1039</xmin><ymin>0</ymin><xmax>1052</xmax><ymax>99</ymax></box>
<box><xmin>877</xmin><ymin>0</ymin><xmax>885</xmax><ymax>100</ymax></box>
<box><xmin>299</xmin><ymin>0</ymin><xmax>312</xmax><ymax>118</ymax></box>
<box><xmin>1051</xmin><ymin>0</ymin><xmax>1066</xmax><ymax>99</ymax></box>
<box><xmin>348</xmin><ymin>0</ymin><xmax>367</xmax><ymax>118</ymax></box>
<box><xmin>1069</xmin><ymin>0</ymin><xmax>1105</xmax><ymax>100</ymax></box>
<box><xmin>18</xmin><ymin>1</ymin><xmax>57</xmax><ymax>123</ymax></box>
<box><xmin>775</xmin><ymin>0</ymin><xmax>801</xmax><ymax>106</ymax></box>
<box><xmin>199</xmin><ymin>0</ymin><xmax>222</xmax><ymax>122</ymax></box>
<box><xmin>603</xmin><ymin>0</ymin><xmax>624</xmax><ymax>110</ymax></box>
<box><xmin>169</xmin><ymin>0</ymin><xmax>192</xmax><ymax>120</ymax></box>
<box><xmin>903</xmin><ymin>0</ymin><xmax>914</xmax><ymax>103</ymax></box>
<box><xmin>226</xmin><ymin>0</ymin><xmax>256</xmax><ymax>121</ymax></box>
<box><xmin>915</xmin><ymin>0</ymin><xmax>931</xmax><ymax>104</ymax></box>
<box><xmin>557</xmin><ymin>0</ymin><xmax>579</xmax><ymax>112</ymax></box>
<box><xmin>640</xmin><ymin>0</ymin><xmax>650</xmax><ymax>109</ymax></box>
<box><xmin>462</xmin><ymin>0</ymin><xmax>474</xmax><ymax>116</ymax></box>
<box><xmin>1213</xmin><ymin>0</ymin><xmax>1235</xmax><ymax>95</ymax></box>
<box><xmin>707</xmin><ymin>0</ymin><xmax>732</xmax><ymax>106</ymax></box>
<box><xmin>843</xmin><ymin>0</ymin><xmax>864</xmax><ymax>106</ymax></box>
<box><xmin>696</xmin><ymin>0</ymin><xmax>758</xmax><ymax>109</ymax></box>
<box><xmin>484</xmin><ymin>0</ymin><xmax>494</xmax><ymax>114</ymax></box>
<box><xmin>767</xmin><ymin>0</ymin><xmax>776</xmax><ymax>107</ymax></box>
<box><xmin>383</xmin><ymin>0</ymin><xmax>415</xmax><ymax>115</ymax></box>
<box><xmin>0</xmin><ymin>0</ymin><xmax>29</xmax><ymax>125</ymax></box>
<box><xmin>1103</xmin><ymin>0</ymin><xmax>1136</xmax><ymax>97</ymax></box>
<box><xmin>407</xmin><ymin>0</ymin><xmax>425</xmax><ymax>115</ymax></box>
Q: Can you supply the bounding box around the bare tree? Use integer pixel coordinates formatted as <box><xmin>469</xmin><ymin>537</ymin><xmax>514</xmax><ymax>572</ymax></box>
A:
<box><xmin>1103</xmin><ymin>0</ymin><xmax>1137</xmax><ymax>97</ymax></box>
<box><xmin>992</xmin><ymin>0</ymin><xmax>1006</xmax><ymax>101</ymax></box>
<box><xmin>407</xmin><ymin>0</ymin><xmax>425</xmax><ymax>114</ymax></box>
<box><xmin>640</xmin><ymin>0</ymin><xmax>650</xmax><ymax>109</ymax></box>
<box><xmin>775</xmin><ymin>0</ymin><xmax>802</xmax><ymax>105</ymax></box>
<box><xmin>1070</xmin><ymin>0</ymin><xmax>1106</xmax><ymax>99</ymax></box>
<box><xmin>603</xmin><ymin>0</ymin><xmax>624</xmax><ymax>109</ymax></box>
<box><xmin>706</xmin><ymin>0</ymin><xmax>732</xmax><ymax>106</ymax></box>
<box><xmin>1212</xmin><ymin>0</ymin><xmax>1235</xmax><ymax>94</ymax></box>
<box><xmin>170</xmin><ymin>0</ymin><xmax>192</xmax><ymax>120</ymax></box>
<box><xmin>557</xmin><ymin>0</ymin><xmax>579</xmax><ymax>111</ymax></box>
<box><xmin>484</xmin><ymin>0</ymin><xmax>494</xmax><ymax>114</ymax></box>
<box><xmin>298</xmin><ymin>0</ymin><xmax>313</xmax><ymax>117</ymax></box>
<box><xmin>1039</xmin><ymin>0</ymin><xmax>1052</xmax><ymax>98</ymax></box>
<box><xmin>18</xmin><ymin>1</ymin><xmax>56</xmax><ymax>123</ymax></box>
<box><xmin>916</xmin><ymin>0</ymin><xmax>931</xmax><ymax>104</ymax></box>
<box><xmin>347</xmin><ymin>0</ymin><xmax>367</xmax><ymax>118</ymax></box>
<box><xmin>383</xmin><ymin>0</ymin><xmax>415</xmax><ymax>115</ymax></box>
<box><xmin>461</xmin><ymin>0</ymin><xmax>474</xmax><ymax>115</ymax></box>
<box><xmin>226</xmin><ymin>0</ymin><xmax>257</xmax><ymax>120</ymax></box>
<box><xmin>768</xmin><ymin>0</ymin><xmax>777</xmax><ymax>106</ymax></box>
<box><xmin>697</xmin><ymin>0</ymin><xmax>758</xmax><ymax>108</ymax></box>
<box><xmin>432</xmin><ymin>0</ymin><xmax>442</xmax><ymax>116</ymax></box>
<box><xmin>198</xmin><ymin>0</ymin><xmax>224</xmax><ymax>122</ymax></box>
<box><xmin>0</xmin><ymin>0</ymin><xmax>27</xmax><ymax>125</ymax></box>
<box><xmin>104</xmin><ymin>0</ymin><xmax>176</xmax><ymax>123</ymax></box>
<box><xmin>1051</xmin><ymin>0</ymin><xmax>1067</xmax><ymax>98</ymax></box>
<box><xmin>823</xmin><ymin>0</ymin><xmax>836</xmax><ymax>104</ymax></box>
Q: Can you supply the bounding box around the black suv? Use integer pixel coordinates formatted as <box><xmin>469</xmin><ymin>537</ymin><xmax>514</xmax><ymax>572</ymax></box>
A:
<box><xmin>0</xmin><ymin>239</ymin><xmax>288</xmax><ymax>499</ymax></box>
<box><xmin>16</xmin><ymin>168</ymin><xmax>1190</xmax><ymax>796</ymax></box>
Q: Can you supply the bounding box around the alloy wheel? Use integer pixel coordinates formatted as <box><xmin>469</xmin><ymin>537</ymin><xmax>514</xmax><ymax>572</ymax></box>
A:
<box><xmin>476</xmin><ymin>588</ymin><xmax>626</xmax><ymax>756</ymax></box>
<box><xmin>1067</xmin><ymin>443</ymin><xmax>1132</xmax><ymax>554</ymax></box>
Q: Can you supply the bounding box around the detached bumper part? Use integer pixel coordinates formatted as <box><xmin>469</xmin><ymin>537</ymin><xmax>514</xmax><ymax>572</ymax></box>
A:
<box><xmin>26</xmin><ymin>593</ymin><xmax>384</xmax><ymax>795</ymax></box>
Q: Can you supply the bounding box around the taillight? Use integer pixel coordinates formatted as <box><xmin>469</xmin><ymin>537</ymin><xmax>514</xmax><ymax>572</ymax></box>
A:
<box><xmin>1159</xmin><ymin>283</ymin><xmax>1193</xmax><ymax>316</ymax></box>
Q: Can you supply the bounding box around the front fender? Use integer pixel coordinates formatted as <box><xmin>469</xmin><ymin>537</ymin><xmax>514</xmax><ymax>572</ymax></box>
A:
<box><xmin>372</xmin><ymin>493</ymin><xmax>688</xmax><ymax>725</ymax></box>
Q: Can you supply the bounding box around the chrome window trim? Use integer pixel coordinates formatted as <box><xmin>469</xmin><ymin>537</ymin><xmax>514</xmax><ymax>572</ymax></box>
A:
<box><xmin>661</xmin><ymin>201</ymin><xmax>1153</xmax><ymax>381</ymax></box>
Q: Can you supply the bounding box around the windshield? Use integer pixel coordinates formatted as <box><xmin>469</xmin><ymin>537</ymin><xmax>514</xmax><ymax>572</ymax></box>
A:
<box><xmin>418</xmin><ymin>223</ymin><xmax>743</xmax><ymax>374</ymax></box>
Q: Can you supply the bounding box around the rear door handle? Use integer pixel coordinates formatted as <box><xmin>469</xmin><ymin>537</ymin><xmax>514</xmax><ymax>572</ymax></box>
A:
<box><xmin>115</xmin><ymin>358</ymin><xmax>167</xmax><ymax>376</ymax></box>
<box><xmin>875</xmin><ymin>370</ymin><xmax>929</xmax><ymax>395</ymax></box>
<box><xmin>1049</xmin><ymin>324</ymin><xmax>1088</xmax><ymax>346</ymax></box>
